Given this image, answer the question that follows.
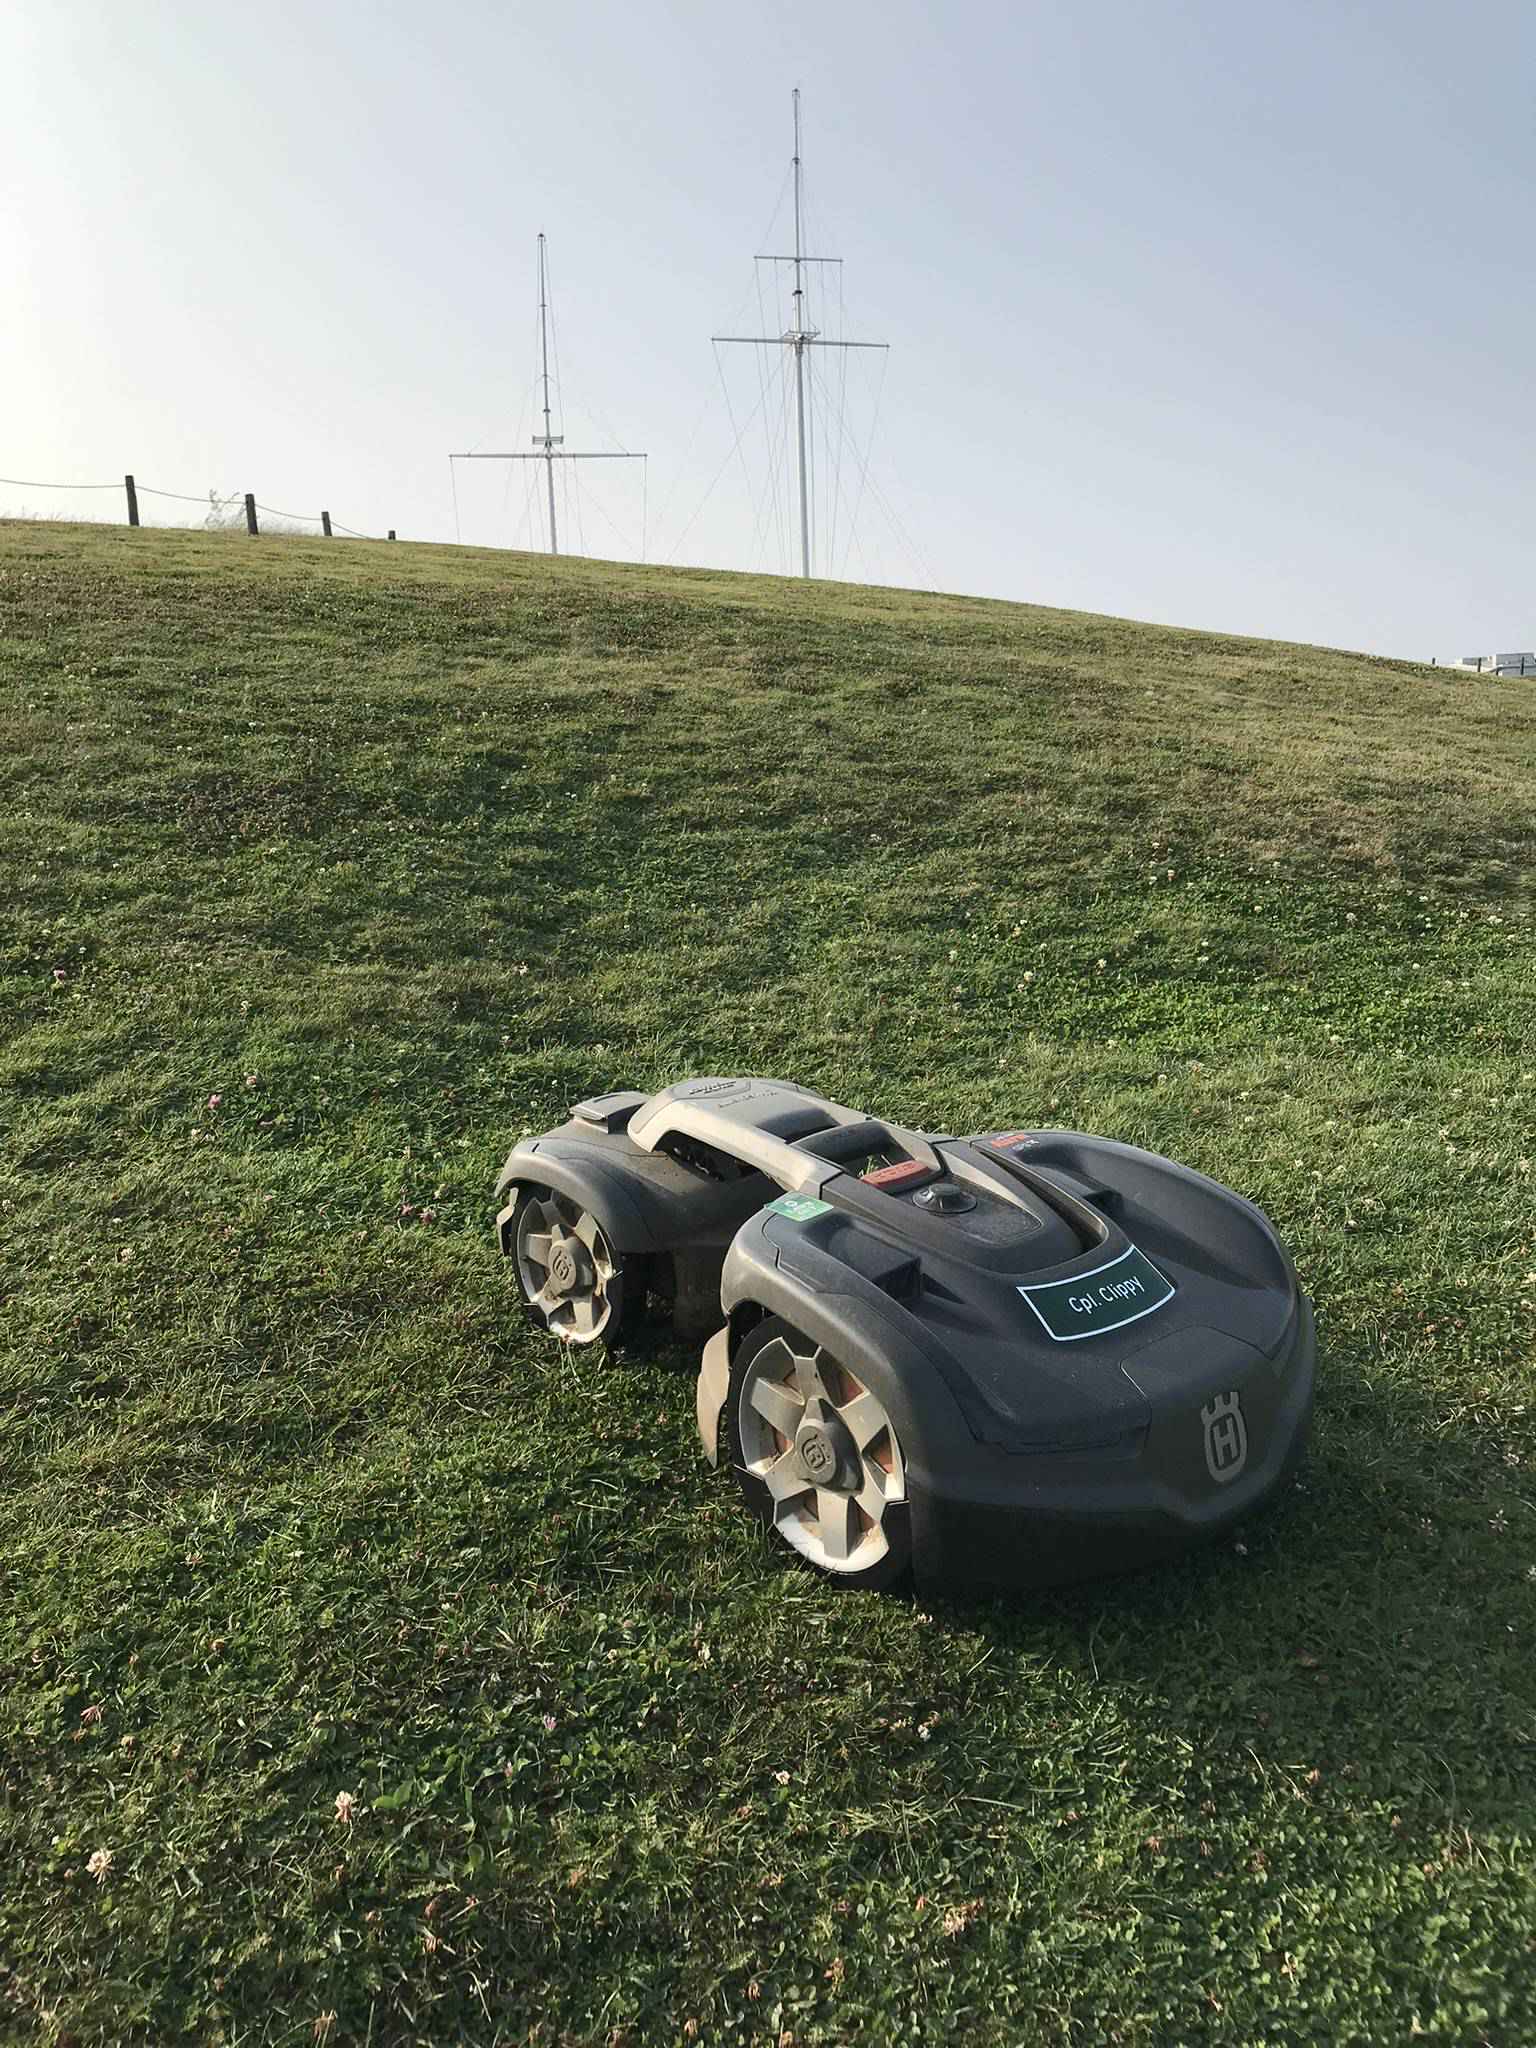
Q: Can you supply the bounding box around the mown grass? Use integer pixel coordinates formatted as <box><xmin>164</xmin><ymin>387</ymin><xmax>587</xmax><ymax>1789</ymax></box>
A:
<box><xmin>2</xmin><ymin>519</ymin><xmax>1534</xmax><ymax>2046</ymax></box>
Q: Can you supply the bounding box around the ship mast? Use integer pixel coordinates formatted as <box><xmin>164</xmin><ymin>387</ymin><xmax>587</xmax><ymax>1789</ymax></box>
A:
<box><xmin>713</xmin><ymin>90</ymin><xmax>888</xmax><ymax>578</ymax></box>
<box><xmin>451</xmin><ymin>234</ymin><xmax>646</xmax><ymax>556</ymax></box>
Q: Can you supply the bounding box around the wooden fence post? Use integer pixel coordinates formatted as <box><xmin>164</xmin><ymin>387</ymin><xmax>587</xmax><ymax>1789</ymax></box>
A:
<box><xmin>124</xmin><ymin>474</ymin><xmax>139</xmax><ymax>526</ymax></box>
<box><xmin>245</xmin><ymin>494</ymin><xmax>259</xmax><ymax>536</ymax></box>
<box><xmin>321</xmin><ymin>510</ymin><xmax>332</xmax><ymax>537</ymax></box>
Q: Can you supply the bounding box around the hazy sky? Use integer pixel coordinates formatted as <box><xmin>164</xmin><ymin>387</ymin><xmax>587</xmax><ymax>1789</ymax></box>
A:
<box><xmin>5</xmin><ymin>0</ymin><xmax>1532</xmax><ymax>658</ymax></box>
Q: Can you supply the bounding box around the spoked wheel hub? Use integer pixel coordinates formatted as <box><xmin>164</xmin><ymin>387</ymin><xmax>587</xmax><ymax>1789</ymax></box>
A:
<box><xmin>737</xmin><ymin>1332</ymin><xmax>906</xmax><ymax>1575</ymax></box>
<box><xmin>793</xmin><ymin>1399</ymin><xmax>859</xmax><ymax>1490</ymax></box>
<box><xmin>544</xmin><ymin>1234</ymin><xmax>589</xmax><ymax>1298</ymax></box>
<box><xmin>514</xmin><ymin>1191</ymin><xmax>623</xmax><ymax>1343</ymax></box>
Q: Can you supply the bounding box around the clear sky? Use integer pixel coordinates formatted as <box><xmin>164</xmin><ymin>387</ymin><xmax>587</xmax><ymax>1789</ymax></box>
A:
<box><xmin>4</xmin><ymin>0</ymin><xmax>1532</xmax><ymax>658</ymax></box>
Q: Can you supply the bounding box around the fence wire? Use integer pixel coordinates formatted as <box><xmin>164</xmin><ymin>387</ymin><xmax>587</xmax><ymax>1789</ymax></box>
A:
<box><xmin>0</xmin><ymin>474</ymin><xmax>121</xmax><ymax>490</ymax></box>
<box><xmin>0</xmin><ymin>470</ymin><xmax>385</xmax><ymax>540</ymax></box>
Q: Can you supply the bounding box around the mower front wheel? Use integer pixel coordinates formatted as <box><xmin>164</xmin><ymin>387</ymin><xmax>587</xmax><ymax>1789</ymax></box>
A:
<box><xmin>728</xmin><ymin>1316</ymin><xmax>911</xmax><ymax>1590</ymax></box>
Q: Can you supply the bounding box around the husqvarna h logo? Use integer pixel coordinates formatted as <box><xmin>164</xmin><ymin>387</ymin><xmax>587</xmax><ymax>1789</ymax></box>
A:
<box><xmin>1201</xmin><ymin>1392</ymin><xmax>1248</xmax><ymax>1485</ymax></box>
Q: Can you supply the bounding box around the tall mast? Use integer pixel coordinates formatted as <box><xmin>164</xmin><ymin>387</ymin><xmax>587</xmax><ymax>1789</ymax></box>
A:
<box><xmin>450</xmin><ymin>236</ymin><xmax>646</xmax><ymax>559</ymax></box>
<box><xmin>536</xmin><ymin>231</ymin><xmax>559</xmax><ymax>554</ymax></box>
<box><xmin>790</xmin><ymin>89</ymin><xmax>810</xmax><ymax>579</ymax></box>
<box><xmin>714</xmin><ymin>90</ymin><xmax>888</xmax><ymax>580</ymax></box>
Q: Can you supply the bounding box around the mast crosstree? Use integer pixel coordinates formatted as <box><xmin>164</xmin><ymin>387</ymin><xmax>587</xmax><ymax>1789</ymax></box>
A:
<box><xmin>714</xmin><ymin>89</ymin><xmax>888</xmax><ymax>578</ymax></box>
<box><xmin>451</xmin><ymin>233</ymin><xmax>645</xmax><ymax>557</ymax></box>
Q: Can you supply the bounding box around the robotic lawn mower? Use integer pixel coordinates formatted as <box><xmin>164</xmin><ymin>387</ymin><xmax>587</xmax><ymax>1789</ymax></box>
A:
<box><xmin>494</xmin><ymin>1077</ymin><xmax>1315</xmax><ymax>1592</ymax></box>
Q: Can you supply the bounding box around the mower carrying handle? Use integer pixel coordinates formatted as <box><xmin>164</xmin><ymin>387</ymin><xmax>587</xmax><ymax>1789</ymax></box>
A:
<box><xmin>793</xmin><ymin>1118</ymin><xmax>944</xmax><ymax>1175</ymax></box>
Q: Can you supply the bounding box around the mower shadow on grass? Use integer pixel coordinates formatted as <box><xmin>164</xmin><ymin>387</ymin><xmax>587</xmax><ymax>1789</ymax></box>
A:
<box><xmin>928</xmin><ymin>1355</ymin><xmax>1536</xmax><ymax>1839</ymax></box>
<box><xmin>613</xmin><ymin>1275</ymin><xmax>1535</xmax><ymax>1851</ymax></box>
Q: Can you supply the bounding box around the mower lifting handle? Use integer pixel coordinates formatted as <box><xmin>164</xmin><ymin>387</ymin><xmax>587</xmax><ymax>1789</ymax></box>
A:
<box><xmin>793</xmin><ymin>1118</ymin><xmax>944</xmax><ymax>1176</ymax></box>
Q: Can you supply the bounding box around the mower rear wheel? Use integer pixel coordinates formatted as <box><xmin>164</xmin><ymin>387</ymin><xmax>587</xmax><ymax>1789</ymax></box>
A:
<box><xmin>509</xmin><ymin>1185</ymin><xmax>644</xmax><ymax>1346</ymax></box>
<box><xmin>728</xmin><ymin>1316</ymin><xmax>911</xmax><ymax>1589</ymax></box>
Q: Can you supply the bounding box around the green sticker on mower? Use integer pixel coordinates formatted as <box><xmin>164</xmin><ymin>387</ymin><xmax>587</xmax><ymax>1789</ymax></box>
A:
<box><xmin>766</xmin><ymin>1194</ymin><xmax>834</xmax><ymax>1223</ymax></box>
<box><xmin>1018</xmin><ymin>1245</ymin><xmax>1174</xmax><ymax>1342</ymax></box>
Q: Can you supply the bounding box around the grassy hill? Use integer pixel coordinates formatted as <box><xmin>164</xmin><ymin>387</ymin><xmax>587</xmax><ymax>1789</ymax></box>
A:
<box><xmin>2</xmin><ymin>519</ymin><xmax>1534</xmax><ymax>2046</ymax></box>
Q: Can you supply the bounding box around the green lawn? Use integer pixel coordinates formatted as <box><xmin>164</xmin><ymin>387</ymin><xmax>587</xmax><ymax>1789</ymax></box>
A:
<box><xmin>2</xmin><ymin>519</ymin><xmax>1534</xmax><ymax>2046</ymax></box>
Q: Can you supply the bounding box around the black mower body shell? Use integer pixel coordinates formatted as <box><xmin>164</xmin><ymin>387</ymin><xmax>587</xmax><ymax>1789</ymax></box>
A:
<box><xmin>494</xmin><ymin>1114</ymin><xmax>771</xmax><ymax>1258</ymax></box>
<box><xmin>710</xmin><ymin>1135</ymin><xmax>1315</xmax><ymax>1591</ymax></box>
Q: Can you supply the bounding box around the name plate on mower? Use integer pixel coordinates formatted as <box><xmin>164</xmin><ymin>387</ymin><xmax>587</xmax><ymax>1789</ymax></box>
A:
<box><xmin>1018</xmin><ymin>1245</ymin><xmax>1174</xmax><ymax>1342</ymax></box>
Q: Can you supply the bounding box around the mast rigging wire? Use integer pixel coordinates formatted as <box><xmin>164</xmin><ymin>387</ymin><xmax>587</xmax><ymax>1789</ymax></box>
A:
<box><xmin>808</xmin><ymin>352</ymin><xmax>925</xmax><ymax>586</ymax></box>
<box><xmin>665</xmin><ymin>351</ymin><xmax>793</xmax><ymax>566</ymax></box>
<box><xmin>713</xmin><ymin>340</ymin><xmax>764</xmax><ymax>571</ymax></box>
